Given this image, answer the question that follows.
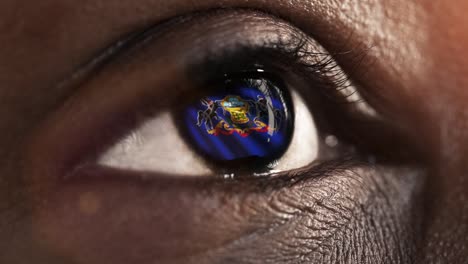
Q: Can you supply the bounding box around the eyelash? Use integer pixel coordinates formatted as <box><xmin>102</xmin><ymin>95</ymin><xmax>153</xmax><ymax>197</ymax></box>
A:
<box><xmin>158</xmin><ymin>42</ymin><xmax>386</xmax><ymax>177</ymax></box>
<box><xmin>43</xmin><ymin>10</ymin><xmax>414</xmax><ymax>181</ymax></box>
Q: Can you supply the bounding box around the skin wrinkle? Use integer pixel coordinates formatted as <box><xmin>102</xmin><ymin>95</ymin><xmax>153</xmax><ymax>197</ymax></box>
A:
<box><xmin>318</xmin><ymin>167</ymin><xmax>421</xmax><ymax>263</ymax></box>
<box><xmin>38</xmin><ymin>163</ymin><xmax>372</xmax><ymax>263</ymax></box>
<box><xmin>0</xmin><ymin>0</ymin><xmax>467</xmax><ymax>263</ymax></box>
<box><xmin>314</xmin><ymin>169</ymin><xmax>411</xmax><ymax>263</ymax></box>
<box><xmin>180</xmin><ymin>166</ymin><xmax>420</xmax><ymax>264</ymax></box>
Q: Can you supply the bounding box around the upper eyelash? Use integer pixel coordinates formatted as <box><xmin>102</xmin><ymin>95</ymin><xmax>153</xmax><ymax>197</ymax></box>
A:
<box><xmin>65</xmin><ymin>7</ymin><xmax>378</xmax><ymax>139</ymax></box>
<box><xmin>290</xmin><ymin>45</ymin><xmax>378</xmax><ymax>118</ymax></box>
<box><xmin>59</xmin><ymin>7</ymin><xmax>371</xmax><ymax>114</ymax></box>
<box><xmin>197</xmin><ymin>35</ymin><xmax>377</xmax><ymax>119</ymax></box>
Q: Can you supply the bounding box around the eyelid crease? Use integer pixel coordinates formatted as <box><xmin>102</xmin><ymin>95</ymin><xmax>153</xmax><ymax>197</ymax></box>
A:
<box><xmin>53</xmin><ymin>8</ymin><xmax>377</xmax><ymax>127</ymax></box>
<box><xmin>47</xmin><ymin>8</ymin><xmax>203</xmax><ymax>113</ymax></box>
<box><xmin>31</xmin><ymin>9</ymin><xmax>390</xmax><ymax>181</ymax></box>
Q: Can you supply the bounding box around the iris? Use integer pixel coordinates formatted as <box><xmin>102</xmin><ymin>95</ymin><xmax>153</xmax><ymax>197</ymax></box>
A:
<box><xmin>182</xmin><ymin>75</ymin><xmax>294</xmax><ymax>169</ymax></box>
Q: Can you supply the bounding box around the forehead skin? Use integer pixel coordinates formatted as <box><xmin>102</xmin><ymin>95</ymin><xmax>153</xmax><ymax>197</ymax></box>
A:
<box><xmin>0</xmin><ymin>0</ymin><xmax>467</xmax><ymax>263</ymax></box>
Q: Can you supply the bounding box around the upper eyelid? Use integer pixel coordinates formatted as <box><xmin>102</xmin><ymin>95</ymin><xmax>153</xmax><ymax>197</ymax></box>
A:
<box><xmin>60</xmin><ymin>9</ymin><xmax>314</xmax><ymax>85</ymax></box>
<box><xmin>57</xmin><ymin>10</ymin><xmax>316</xmax><ymax>106</ymax></box>
<box><xmin>55</xmin><ymin>8</ymin><xmax>364</xmax><ymax>105</ymax></box>
<box><xmin>44</xmin><ymin>7</ymin><xmax>379</xmax><ymax>131</ymax></box>
<box><xmin>51</xmin><ymin>9</ymin><xmax>378</xmax><ymax>147</ymax></box>
<box><xmin>110</xmin><ymin>10</ymin><xmax>374</xmax><ymax>112</ymax></box>
<box><xmin>62</xmin><ymin>10</ymin><xmax>374</xmax><ymax>129</ymax></box>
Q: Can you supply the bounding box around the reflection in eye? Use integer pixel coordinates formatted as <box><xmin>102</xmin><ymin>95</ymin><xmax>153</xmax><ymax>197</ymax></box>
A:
<box><xmin>182</xmin><ymin>74</ymin><xmax>294</xmax><ymax>168</ymax></box>
<box><xmin>98</xmin><ymin>71</ymin><xmax>318</xmax><ymax>177</ymax></box>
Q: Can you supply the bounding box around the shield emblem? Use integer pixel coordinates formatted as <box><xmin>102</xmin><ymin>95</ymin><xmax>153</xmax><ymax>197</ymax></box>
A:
<box><xmin>221</xmin><ymin>96</ymin><xmax>250</xmax><ymax>124</ymax></box>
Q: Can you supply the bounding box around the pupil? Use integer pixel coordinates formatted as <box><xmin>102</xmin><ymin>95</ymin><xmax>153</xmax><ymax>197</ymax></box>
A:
<box><xmin>182</xmin><ymin>76</ymin><xmax>294</xmax><ymax>170</ymax></box>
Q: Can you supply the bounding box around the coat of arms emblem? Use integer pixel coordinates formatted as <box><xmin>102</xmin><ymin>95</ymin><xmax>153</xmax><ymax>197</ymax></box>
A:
<box><xmin>196</xmin><ymin>94</ymin><xmax>284</xmax><ymax>137</ymax></box>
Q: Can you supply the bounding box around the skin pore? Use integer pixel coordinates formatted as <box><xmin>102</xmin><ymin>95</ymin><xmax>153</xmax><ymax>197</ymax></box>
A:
<box><xmin>0</xmin><ymin>0</ymin><xmax>467</xmax><ymax>263</ymax></box>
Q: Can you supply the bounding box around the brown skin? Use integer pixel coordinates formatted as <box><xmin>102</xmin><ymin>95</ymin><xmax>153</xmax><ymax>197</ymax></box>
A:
<box><xmin>0</xmin><ymin>0</ymin><xmax>467</xmax><ymax>263</ymax></box>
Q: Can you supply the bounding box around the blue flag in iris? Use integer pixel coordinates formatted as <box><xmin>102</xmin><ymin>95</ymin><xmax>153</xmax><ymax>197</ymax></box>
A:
<box><xmin>183</xmin><ymin>78</ymin><xmax>293</xmax><ymax>162</ymax></box>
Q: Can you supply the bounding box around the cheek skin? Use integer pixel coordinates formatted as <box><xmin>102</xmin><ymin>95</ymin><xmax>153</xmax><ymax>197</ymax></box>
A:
<box><xmin>416</xmin><ymin>1</ymin><xmax>468</xmax><ymax>262</ymax></box>
<box><xmin>31</xmin><ymin>166</ymin><xmax>422</xmax><ymax>264</ymax></box>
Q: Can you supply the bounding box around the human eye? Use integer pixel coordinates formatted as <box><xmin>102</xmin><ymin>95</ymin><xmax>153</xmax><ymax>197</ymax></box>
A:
<box><xmin>23</xmin><ymin>9</ymin><xmax>426</xmax><ymax>264</ymax></box>
<box><xmin>94</xmin><ymin>23</ymin><xmax>389</xmax><ymax>180</ymax></box>
<box><xmin>29</xmin><ymin>10</ymin><xmax>406</xmax><ymax>180</ymax></box>
<box><xmin>97</xmin><ymin>69</ymin><xmax>319</xmax><ymax>177</ymax></box>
